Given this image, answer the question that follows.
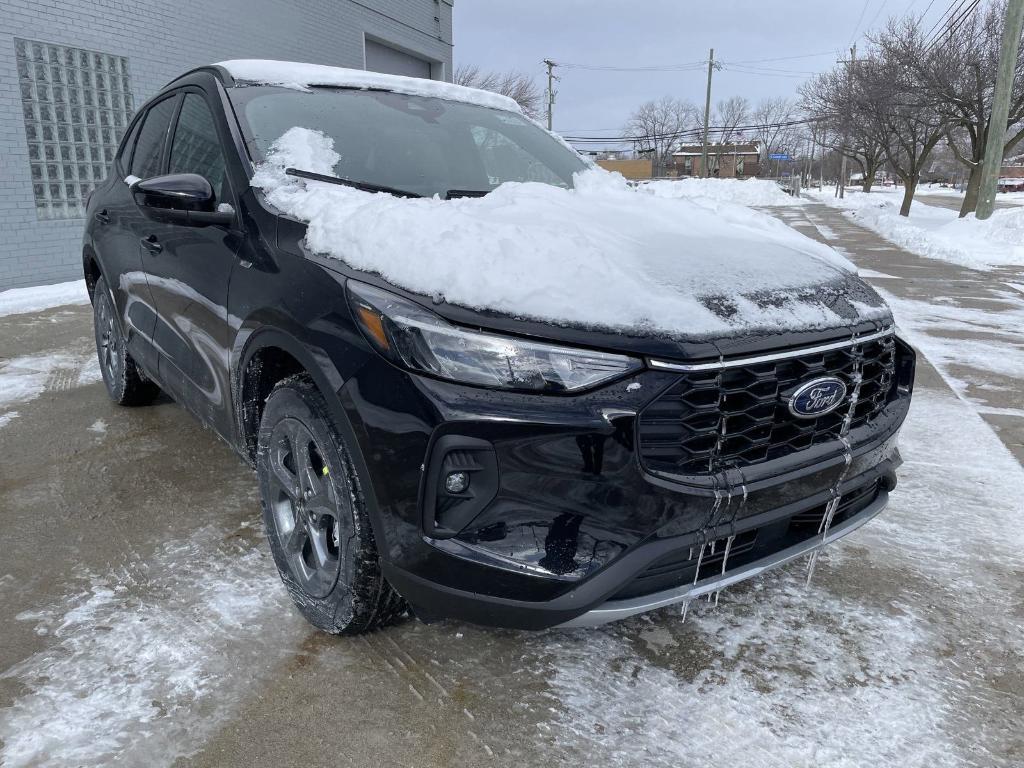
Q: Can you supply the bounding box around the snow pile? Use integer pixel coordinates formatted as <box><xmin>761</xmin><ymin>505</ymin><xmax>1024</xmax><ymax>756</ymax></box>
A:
<box><xmin>812</xmin><ymin>190</ymin><xmax>1024</xmax><ymax>270</ymax></box>
<box><xmin>217</xmin><ymin>59</ymin><xmax>521</xmax><ymax>113</ymax></box>
<box><xmin>0</xmin><ymin>279</ymin><xmax>88</xmax><ymax>317</ymax></box>
<box><xmin>253</xmin><ymin>128</ymin><xmax>886</xmax><ymax>339</ymax></box>
<box><xmin>642</xmin><ymin>177</ymin><xmax>806</xmax><ymax>207</ymax></box>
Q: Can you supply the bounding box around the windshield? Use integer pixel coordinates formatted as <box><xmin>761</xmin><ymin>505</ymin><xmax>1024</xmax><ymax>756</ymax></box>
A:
<box><xmin>230</xmin><ymin>86</ymin><xmax>588</xmax><ymax>198</ymax></box>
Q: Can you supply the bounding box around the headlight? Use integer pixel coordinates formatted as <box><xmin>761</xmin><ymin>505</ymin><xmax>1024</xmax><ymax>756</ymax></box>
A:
<box><xmin>347</xmin><ymin>280</ymin><xmax>642</xmax><ymax>392</ymax></box>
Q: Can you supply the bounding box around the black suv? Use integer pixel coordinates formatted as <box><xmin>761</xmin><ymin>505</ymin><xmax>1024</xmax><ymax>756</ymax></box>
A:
<box><xmin>83</xmin><ymin>62</ymin><xmax>914</xmax><ymax>634</ymax></box>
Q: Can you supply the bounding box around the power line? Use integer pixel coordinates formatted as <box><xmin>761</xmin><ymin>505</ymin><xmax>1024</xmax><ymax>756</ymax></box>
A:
<box><xmin>721</xmin><ymin>64</ymin><xmax>819</xmax><ymax>78</ymax></box>
<box><xmin>865</xmin><ymin>0</ymin><xmax>891</xmax><ymax>32</ymax></box>
<box><xmin>924</xmin><ymin>0</ymin><xmax>980</xmax><ymax>52</ymax></box>
<box><xmin>922</xmin><ymin>0</ymin><xmax>970</xmax><ymax>43</ymax></box>
<box><xmin>557</xmin><ymin>61</ymin><xmax>706</xmax><ymax>72</ymax></box>
<box><xmin>850</xmin><ymin>0</ymin><xmax>873</xmax><ymax>42</ymax></box>
<box><xmin>727</xmin><ymin>50</ymin><xmax>841</xmax><ymax>64</ymax></box>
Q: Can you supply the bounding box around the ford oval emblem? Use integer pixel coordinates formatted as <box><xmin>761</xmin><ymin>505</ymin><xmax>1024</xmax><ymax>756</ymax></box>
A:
<box><xmin>788</xmin><ymin>377</ymin><xmax>848</xmax><ymax>419</ymax></box>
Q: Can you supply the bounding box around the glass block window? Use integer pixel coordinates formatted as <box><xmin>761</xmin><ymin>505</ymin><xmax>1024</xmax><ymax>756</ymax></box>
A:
<box><xmin>15</xmin><ymin>39</ymin><xmax>134</xmax><ymax>220</ymax></box>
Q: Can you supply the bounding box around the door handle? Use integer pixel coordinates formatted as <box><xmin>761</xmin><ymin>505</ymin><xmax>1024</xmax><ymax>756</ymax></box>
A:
<box><xmin>140</xmin><ymin>235</ymin><xmax>163</xmax><ymax>255</ymax></box>
<box><xmin>95</xmin><ymin>209</ymin><xmax>110</xmax><ymax>224</ymax></box>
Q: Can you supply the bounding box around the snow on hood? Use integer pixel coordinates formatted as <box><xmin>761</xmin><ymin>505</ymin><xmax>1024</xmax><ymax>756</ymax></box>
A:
<box><xmin>217</xmin><ymin>59</ymin><xmax>521</xmax><ymax>113</ymax></box>
<box><xmin>252</xmin><ymin>127</ymin><xmax>890</xmax><ymax>339</ymax></box>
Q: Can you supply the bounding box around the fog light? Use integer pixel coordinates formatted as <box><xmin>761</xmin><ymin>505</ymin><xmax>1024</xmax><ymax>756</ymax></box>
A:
<box><xmin>444</xmin><ymin>471</ymin><xmax>470</xmax><ymax>494</ymax></box>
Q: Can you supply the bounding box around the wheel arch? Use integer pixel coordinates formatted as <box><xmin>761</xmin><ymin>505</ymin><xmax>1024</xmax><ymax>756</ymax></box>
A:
<box><xmin>233</xmin><ymin>325</ymin><xmax>392</xmax><ymax>561</ymax></box>
<box><xmin>82</xmin><ymin>245</ymin><xmax>102</xmax><ymax>303</ymax></box>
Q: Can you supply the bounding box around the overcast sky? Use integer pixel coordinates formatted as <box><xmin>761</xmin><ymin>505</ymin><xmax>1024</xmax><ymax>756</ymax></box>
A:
<box><xmin>453</xmin><ymin>0</ymin><xmax>950</xmax><ymax>141</ymax></box>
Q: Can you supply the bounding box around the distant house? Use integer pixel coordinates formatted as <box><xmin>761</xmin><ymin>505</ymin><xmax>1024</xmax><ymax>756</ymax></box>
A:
<box><xmin>1000</xmin><ymin>163</ymin><xmax>1024</xmax><ymax>179</ymax></box>
<box><xmin>670</xmin><ymin>142</ymin><xmax>761</xmax><ymax>178</ymax></box>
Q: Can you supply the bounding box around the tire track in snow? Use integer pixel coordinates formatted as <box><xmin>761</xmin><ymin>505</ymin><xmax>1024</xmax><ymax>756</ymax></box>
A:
<box><xmin>0</xmin><ymin>525</ymin><xmax>298</xmax><ymax>768</ymax></box>
<box><xmin>359</xmin><ymin>630</ymin><xmax>497</xmax><ymax>760</ymax></box>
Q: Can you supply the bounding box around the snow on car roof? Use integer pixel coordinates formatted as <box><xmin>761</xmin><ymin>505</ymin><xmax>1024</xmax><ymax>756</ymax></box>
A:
<box><xmin>216</xmin><ymin>59</ymin><xmax>522</xmax><ymax>114</ymax></box>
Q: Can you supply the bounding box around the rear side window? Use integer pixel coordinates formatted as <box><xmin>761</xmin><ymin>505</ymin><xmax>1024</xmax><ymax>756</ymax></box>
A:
<box><xmin>168</xmin><ymin>93</ymin><xmax>228</xmax><ymax>203</ymax></box>
<box><xmin>130</xmin><ymin>96</ymin><xmax>177</xmax><ymax>180</ymax></box>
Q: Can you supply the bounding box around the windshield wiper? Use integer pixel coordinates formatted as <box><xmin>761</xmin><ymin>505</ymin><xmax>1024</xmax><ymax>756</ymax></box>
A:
<box><xmin>444</xmin><ymin>189</ymin><xmax>491</xmax><ymax>199</ymax></box>
<box><xmin>285</xmin><ymin>167</ymin><xmax>422</xmax><ymax>198</ymax></box>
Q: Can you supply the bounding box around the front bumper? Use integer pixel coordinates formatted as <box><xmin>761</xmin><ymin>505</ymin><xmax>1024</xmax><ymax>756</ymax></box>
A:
<box><xmin>559</xmin><ymin>485</ymin><xmax>888</xmax><ymax>627</ymax></box>
<box><xmin>341</xmin><ymin>336</ymin><xmax>914</xmax><ymax>630</ymax></box>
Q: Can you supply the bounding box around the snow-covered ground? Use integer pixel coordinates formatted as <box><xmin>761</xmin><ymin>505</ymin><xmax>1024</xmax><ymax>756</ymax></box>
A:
<box><xmin>914</xmin><ymin>184</ymin><xmax>1024</xmax><ymax>202</ymax></box>
<box><xmin>641</xmin><ymin>177</ymin><xmax>805</xmax><ymax>207</ymax></box>
<box><xmin>0</xmin><ymin>351</ymin><xmax>101</xmax><ymax>428</ymax></box>
<box><xmin>0</xmin><ymin>527</ymin><xmax>297</xmax><ymax>767</ymax></box>
<box><xmin>0</xmin><ymin>279</ymin><xmax>88</xmax><ymax>318</ymax></box>
<box><xmin>808</xmin><ymin>188</ymin><xmax>1024</xmax><ymax>270</ymax></box>
<box><xmin>879</xmin><ymin>290</ymin><xmax>1024</xmax><ymax>411</ymax></box>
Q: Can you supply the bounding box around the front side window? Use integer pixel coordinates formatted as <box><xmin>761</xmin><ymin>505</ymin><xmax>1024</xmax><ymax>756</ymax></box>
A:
<box><xmin>130</xmin><ymin>96</ymin><xmax>177</xmax><ymax>180</ymax></box>
<box><xmin>15</xmin><ymin>38</ymin><xmax>134</xmax><ymax>219</ymax></box>
<box><xmin>231</xmin><ymin>87</ymin><xmax>586</xmax><ymax>198</ymax></box>
<box><xmin>168</xmin><ymin>93</ymin><xmax>228</xmax><ymax>202</ymax></box>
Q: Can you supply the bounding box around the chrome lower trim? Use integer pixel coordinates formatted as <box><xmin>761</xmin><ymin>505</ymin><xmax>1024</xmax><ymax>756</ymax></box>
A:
<box><xmin>647</xmin><ymin>326</ymin><xmax>896</xmax><ymax>373</ymax></box>
<box><xmin>556</xmin><ymin>489</ymin><xmax>888</xmax><ymax>628</ymax></box>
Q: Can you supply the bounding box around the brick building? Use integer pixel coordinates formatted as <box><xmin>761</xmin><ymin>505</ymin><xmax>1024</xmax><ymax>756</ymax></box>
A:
<box><xmin>671</xmin><ymin>142</ymin><xmax>761</xmax><ymax>178</ymax></box>
<box><xmin>0</xmin><ymin>0</ymin><xmax>454</xmax><ymax>290</ymax></box>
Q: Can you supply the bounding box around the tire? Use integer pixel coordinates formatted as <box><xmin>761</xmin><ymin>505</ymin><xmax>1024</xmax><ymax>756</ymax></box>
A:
<box><xmin>256</xmin><ymin>374</ymin><xmax>405</xmax><ymax>634</ymax></box>
<box><xmin>92</xmin><ymin>275</ymin><xmax>160</xmax><ymax>406</ymax></box>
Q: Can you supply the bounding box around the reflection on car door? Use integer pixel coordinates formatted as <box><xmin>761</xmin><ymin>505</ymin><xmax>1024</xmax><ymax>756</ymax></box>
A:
<box><xmin>96</xmin><ymin>94</ymin><xmax>180</xmax><ymax>378</ymax></box>
<box><xmin>140</xmin><ymin>89</ymin><xmax>239</xmax><ymax>438</ymax></box>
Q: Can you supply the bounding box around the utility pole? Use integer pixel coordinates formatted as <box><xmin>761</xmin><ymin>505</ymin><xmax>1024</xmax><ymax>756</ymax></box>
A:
<box><xmin>837</xmin><ymin>43</ymin><xmax>856</xmax><ymax>199</ymax></box>
<box><xmin>701</xmin><ymin>48</ymin><xmax>715</xmax><ymax>178</ymax></box>
<box><xmin>808</xmin><ymin>128</ymin><xmax>817</xmax><ymax>188</ymax></box>
<box><xmin>543</xmin><ymin>59</ymin><xmax>557</xmax><ymax>131</ymax></box>
<box><xmin>977</xmin><ymin>0</ymin><xmax>1024</xmax><ymax>220</ymax></box>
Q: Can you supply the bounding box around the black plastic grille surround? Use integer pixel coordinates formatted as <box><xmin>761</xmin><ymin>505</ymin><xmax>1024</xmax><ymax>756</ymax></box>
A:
<box><xmin>613</xmin><ymin>479</ymin><xmax>882</xmax><ymax>600</ymax></box>
<box><xmin>639</xmin><ymin>334</ymin><xmax>897</xmax><ymax>476</ymax></box>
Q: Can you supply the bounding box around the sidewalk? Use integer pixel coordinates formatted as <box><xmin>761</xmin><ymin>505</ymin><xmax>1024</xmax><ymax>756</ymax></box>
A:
<box><xmin>768</xmin><ymin>200</ymin><xmax>1024</xmax><ymax>465</ymax></box>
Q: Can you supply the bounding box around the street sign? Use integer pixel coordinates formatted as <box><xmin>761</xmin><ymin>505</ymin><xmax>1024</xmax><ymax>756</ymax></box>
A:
<box><xmin>768</xmin><ymin>152</ymin><xmax>791</xmax><ymax>161</ymax></box>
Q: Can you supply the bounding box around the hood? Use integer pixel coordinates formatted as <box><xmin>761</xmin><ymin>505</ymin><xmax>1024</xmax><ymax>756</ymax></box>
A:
<box><xmin>255</xmin><ymin>128</ymin><xmax>892</xmax><ymax>352</ymax></box>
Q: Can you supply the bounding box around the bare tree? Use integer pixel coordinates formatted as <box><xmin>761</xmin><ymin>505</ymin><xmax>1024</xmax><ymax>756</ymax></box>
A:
<box><xmin>623</xmin><ymin>96</ymin><xmax>699</xmax><ymax>168</ymax></box>
<box><xmin>454</xmin><ymin>64</ymin><xmax>543</xmax><ymax>120</ymax></box>
<box><xmin>704</xmin><ymin>96</ymin><xmax>751</xmax><ymax>174</ymax></box>
<box><xmin>751</xmin><ymin>97</ymin><xmax>799</xmax><ymax>171</ymax></box>
<box><xmin>859</xmin><ymin>18</ymin><xmax>949</xmax><ymax>215</ymax></box>
<box><xmin>801</xmin><ymin>68</ymin><xmax>886</xmax><ymax>191</ymax></box>
<box><xmin>890</xmin><ymin>1</ymin><xmax>1024</xmax><ymax>215</ymax></box>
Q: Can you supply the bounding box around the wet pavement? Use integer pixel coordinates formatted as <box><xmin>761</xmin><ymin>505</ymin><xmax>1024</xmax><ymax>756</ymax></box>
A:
<box><xmin>772</xmin><ymin>200</ymin><xmax>1024</xmax><ymax>464</ymax></box>
<box><xmin>1</xmin><ymin>209</ymin><xmax>1023</xmax><ymax>766</ymax></box>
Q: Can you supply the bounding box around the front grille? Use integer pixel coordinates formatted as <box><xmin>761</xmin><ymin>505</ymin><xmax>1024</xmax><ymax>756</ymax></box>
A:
<box><xmin>639</xmin><ymin>335</ymin><xmax>896</xmax><ymax>476</ymax></box>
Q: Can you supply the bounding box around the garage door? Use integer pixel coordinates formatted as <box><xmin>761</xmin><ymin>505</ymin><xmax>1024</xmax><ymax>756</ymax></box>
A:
<box><xmin>365</xmin><ymin>39</ymin><xmax>432</xmax><ymax>79</ymax></box>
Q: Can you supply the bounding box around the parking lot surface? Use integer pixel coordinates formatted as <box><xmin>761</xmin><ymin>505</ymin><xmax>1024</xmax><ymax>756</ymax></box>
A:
<box><xmin>1</xmin><ymin>206</ymin><xmax>1023</xmax><ymax>766</ymax></box>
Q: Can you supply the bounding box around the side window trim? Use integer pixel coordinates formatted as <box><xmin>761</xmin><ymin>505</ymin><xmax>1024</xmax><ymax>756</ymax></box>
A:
<box><xmin>157</xmin><ymin>92</ymin><xmax>184</xmax><ymax>178</ymax></box>
<box><xmin>116</xmin><ymin>114</ymin><xmax>144</xmax><ymax>178</ymax></box>
<box><xmin>168</xmin><ymin>86</ymin><xmax>237</xmax><ymax>208</ymax></box>
<box><xmin>129</xmin><ymin>91</ymin><xmax>181</xmax><ymax>181</ymax></box>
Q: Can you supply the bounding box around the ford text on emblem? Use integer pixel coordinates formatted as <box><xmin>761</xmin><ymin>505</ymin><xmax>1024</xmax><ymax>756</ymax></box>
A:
<box><xmin>788</xmin><ymin>377</ymin><xmax>848</xmax><ymax>418</ymax></box>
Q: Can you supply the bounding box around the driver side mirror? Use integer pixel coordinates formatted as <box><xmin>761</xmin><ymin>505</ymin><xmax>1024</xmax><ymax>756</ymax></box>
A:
<box><xmin>130</xmin><ymin>173</ymin><xmax>234</xmax><ymax>227</ymax></box>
